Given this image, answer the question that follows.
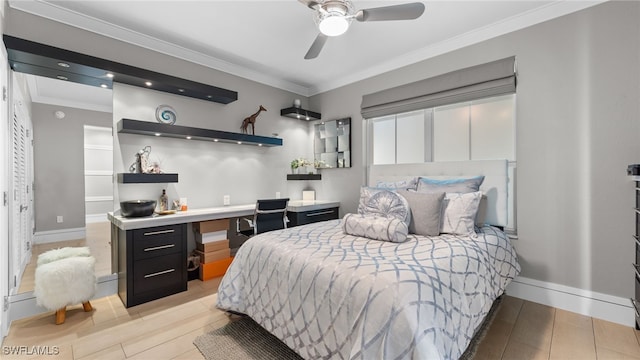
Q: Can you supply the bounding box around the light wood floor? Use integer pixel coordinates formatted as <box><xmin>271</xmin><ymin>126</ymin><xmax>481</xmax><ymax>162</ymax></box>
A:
<box><xmin>17</xmin><ymin>222</ymin><xmax>112</xmax><ymax>293</ymax></box>
<box><xmin>3</xmin><ymin>281</ymin><xmax>640</xmax><ymax>359</ymax></box>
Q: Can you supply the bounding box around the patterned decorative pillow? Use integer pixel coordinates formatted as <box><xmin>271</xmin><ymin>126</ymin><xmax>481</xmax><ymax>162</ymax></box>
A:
<box><xmin>417</xmin><ymin>175</ymin><xmax>485</xmax><ymax>194</ymax></box>
<box><xmin>357</xmin><ymin>187</ymin><xmax>411</xmax><ymax>225</ymax></box>
<box><xmin>375</xmin><ymin>178</ymin><xmax>418</xmax><ymax>191</ymax></box>
<box><xmin>342</xmin><ymin>213</ymin><xmax>409</xmax><ymax>243</ymax></box>
<box><xmin>441</xmin><ymin>191</ymin><xmax>483</xmax><ymax>236</ymax></box>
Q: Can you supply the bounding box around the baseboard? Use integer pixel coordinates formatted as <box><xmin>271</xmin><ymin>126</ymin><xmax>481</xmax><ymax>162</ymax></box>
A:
<box><xmin>506</xmin><ymin>276</ymin><xmax>634</xmax><ymax>327</ymax></box>
<box><xmin>7</xmin><ymin>273</ymin><xmax>117</xmax><ymax>323</ymax></box>
<box><xmin>86</xmin><ymin>213</ymin><xmax>108</xmax><ymax>224</ymax></box>
<box><xmin>33</xmin><ymin>227</ymin><xmax>86</xmax><ymax>244</ymax></box>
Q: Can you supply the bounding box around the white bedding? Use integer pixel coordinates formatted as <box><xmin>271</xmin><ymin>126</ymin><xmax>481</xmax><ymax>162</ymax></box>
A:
<box><xmin>216</xmin><ymin>219</ymin><xmax>520</xmax><ymax>359</ymax></box>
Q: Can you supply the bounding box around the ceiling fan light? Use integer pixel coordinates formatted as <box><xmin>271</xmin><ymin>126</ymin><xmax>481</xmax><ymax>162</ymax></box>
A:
<box><xmin>319</xmin><ymin>14</ymin><xmax>350</xmax><ymax>36</ymax></box>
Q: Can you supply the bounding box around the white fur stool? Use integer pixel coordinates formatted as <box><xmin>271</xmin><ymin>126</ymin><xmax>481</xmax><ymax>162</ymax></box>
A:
<box><xmin>34</xmin><ymin>247</ymin><xmax>96</xmax><ymax>324</ymax></box>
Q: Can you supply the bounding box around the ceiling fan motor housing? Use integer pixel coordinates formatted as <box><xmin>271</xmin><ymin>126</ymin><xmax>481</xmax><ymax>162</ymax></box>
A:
<box><xmin>314</xmin><ymin>0</ymin><xmax>355</xmax><ymax>36</ymax></box>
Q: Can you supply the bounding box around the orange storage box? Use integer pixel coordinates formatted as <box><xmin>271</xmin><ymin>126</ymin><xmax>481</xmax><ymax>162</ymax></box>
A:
<box><xmin>199</xmin><ymin>257</ymin><xmax>233</xmax><ymax>281</ymax></box>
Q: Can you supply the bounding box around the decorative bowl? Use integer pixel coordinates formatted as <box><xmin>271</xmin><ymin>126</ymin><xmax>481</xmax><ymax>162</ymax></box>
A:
<box><xmin>120</xmin><ymin>200</ymin><xmax>156</xmax><ymax>217</ymax></box>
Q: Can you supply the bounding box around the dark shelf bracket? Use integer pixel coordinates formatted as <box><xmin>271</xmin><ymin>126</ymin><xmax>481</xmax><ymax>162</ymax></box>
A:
<box><xmin>280</xmin><ymin>107</ymin><xmax>321</xmax><ymax>121</ymax></box>
<box><xmin>118</xmin><ymin>173</ymin><xmax>179</xmax><ymax>183</ymax></box>
<box><xmin>118</xmin><ymin>119</ymin><xmax>283</xmax><ymax>147</ymax></box>
<box><xmin>287</xmin><ymin>174</ymin><xmax>322</xmax><ymax>180</ymax></box>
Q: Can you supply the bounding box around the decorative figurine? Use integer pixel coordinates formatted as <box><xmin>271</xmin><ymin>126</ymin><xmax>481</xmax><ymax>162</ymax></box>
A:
<box><xmin>128</xmin><ymin>146</ymin><xmax>163</xmax><ymax>173</ymax></box>
<box><xmin>240</xmin><ymin>105</ymin><xmax>267</xmax><ymax>135</ymax></box>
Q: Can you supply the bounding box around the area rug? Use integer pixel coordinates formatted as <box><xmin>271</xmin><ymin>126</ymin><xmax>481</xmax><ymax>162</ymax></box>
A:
<box><xmin>193</xmin><ymin>317</ymin><xmax>303</xmax><ymax>360</ymax></box>
<box><xmin>194</xmin><ymin>297</ymin><xmax>501</xmax><ymax>360</ymax></box>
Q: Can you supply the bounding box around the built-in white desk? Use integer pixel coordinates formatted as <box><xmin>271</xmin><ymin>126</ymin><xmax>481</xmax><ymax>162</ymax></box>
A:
<box><xmin>108</xmin><ymin>200</ymin><xmax>340</xmax><ymax>230</ymax></box>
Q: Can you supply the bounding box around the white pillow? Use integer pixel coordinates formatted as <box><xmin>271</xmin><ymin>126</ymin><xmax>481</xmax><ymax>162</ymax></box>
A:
<box><xmin>441</xmin><ymin>192</ymin><xmax>483</xmax><ymax>236</ymax></box>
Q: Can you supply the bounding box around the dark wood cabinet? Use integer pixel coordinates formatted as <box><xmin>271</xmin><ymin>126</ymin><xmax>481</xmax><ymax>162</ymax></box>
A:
<box><xmin>288</xmin><ymin>207</ymin><xmax>339</xmax><ymax>227</ymax></box>
<box><xmin>117</xmin><ymin>223</ymin><xmax>187</xmax><ymax>307</ymax></box>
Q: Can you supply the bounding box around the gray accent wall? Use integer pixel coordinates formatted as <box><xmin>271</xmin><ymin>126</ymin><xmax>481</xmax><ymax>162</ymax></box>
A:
<box><xmin>310</xmin><ymin>1</ymin><xmax>640</xmax><ymax>299</ymax></box>
<box><xmin>32</xmin><ymin>103</ymin><xmax>112</xmax><ymax>231</ymax></box>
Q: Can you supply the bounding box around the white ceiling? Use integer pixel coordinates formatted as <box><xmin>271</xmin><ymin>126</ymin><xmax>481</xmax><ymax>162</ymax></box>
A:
<box><xmin>25</xmin><ymin>74</ymin><xmax>113</xmax><ymax>113</ymax></box>
<box><xmin>10</xmin><ymin>0</ymin><xmax>605</xmax><ymax>104</ymax></box>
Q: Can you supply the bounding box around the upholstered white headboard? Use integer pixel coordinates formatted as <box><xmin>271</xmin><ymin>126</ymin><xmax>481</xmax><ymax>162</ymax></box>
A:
<box><xmin>368</xmin><ymin>160</ymin><xmax>508</xmax><ymax>227</ymax></box>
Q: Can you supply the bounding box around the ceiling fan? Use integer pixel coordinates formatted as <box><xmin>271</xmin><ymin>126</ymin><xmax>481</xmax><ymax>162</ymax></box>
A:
<box><xmin>299</xmin><ymin>0</ymin><xmax>426</xmax><ymax>59</ymax></box>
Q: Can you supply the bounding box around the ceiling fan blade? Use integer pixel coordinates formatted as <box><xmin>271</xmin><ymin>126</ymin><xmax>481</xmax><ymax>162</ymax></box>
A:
<box><xmin>298</xmin><ymin>0</ymin><xmax>320</xmax><ymax>10</ymax></box>
<box><xmin>304</xmin><ymin>33</ymin><xmax>328</xmax><ymax>60</ymax></box>
<box><xmin>355</xmin><ymin>2</ymin><xmax>425</xmax><ymax>22</ymax></box>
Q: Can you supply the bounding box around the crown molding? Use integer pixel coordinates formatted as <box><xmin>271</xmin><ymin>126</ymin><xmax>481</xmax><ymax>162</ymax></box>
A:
<box><xmin>9</xmin><ymin>0</ymin><xmax>606</xmax><ymax>98</ymax></box>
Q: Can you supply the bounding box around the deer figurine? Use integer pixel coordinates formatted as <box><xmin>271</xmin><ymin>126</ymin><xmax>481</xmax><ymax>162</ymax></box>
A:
<box><xmin>240</xmin><ymin>105</ymin><xmax>267</xmax><ymax>135</ymax></box>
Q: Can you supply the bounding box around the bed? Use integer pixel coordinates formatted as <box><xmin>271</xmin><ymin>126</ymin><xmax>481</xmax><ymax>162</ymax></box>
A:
<box><xmin>216</xmin><ymin>160</ymin><xmax>521</xmax><ymax>359</ymax></box>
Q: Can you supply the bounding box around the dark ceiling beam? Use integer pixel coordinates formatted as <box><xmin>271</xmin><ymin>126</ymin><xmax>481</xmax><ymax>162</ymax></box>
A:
<box><xmin>3</xmin><ymin>35</ymin><xmax>238</xmax><ymax>104</ymax></box>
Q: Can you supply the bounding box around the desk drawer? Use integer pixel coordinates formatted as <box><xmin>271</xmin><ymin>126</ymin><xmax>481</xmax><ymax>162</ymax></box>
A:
<box><xmin>132</xmin><ymin>225</ymin><xmax>183</xmax><ymax>260</ymax></box>
<box><xmin>290</xmin><ymin>207</ymin><xmax>339</xmax><ymax>226</ymax></box>
<box><xmin>133</xmin><ymin>252</ymin><xmax>184</xmax><ymax>296</ymax></box>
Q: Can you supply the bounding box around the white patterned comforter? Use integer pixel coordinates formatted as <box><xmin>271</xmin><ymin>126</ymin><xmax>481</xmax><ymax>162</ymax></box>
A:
<box><xmin>216</xmin><ymin>219</ymin><xmax>520</xmax><ymax>360</ymax></box>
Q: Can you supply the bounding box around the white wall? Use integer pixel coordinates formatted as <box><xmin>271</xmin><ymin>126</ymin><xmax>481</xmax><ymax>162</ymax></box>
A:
<box><xmin>311</xmin><ymin>1</ymin><xmax>640</xmax><ymax>301</ymax></box>
<box><xmin>113</xmin><ymin>83</ymin><xmax>315</xmax><ymax>209</ymax></box>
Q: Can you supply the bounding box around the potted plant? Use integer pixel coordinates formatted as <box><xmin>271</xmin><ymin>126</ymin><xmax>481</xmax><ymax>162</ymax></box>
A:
<box><xmin>291</xmin><ymin>158</ymin><xmax>311</xmax><ymax>174</ymax></box>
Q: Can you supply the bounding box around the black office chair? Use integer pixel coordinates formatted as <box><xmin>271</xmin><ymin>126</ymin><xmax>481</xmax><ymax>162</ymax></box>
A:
<box><xmin>237</xmin><ymin>198</ymin><xmax>290</xmax><ymax>237</ymax></box>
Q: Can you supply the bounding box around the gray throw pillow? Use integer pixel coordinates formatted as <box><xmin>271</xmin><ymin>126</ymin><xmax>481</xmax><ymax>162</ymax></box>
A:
<box><xmin>476</xmin><ymin>194</ymin><xmax>488</xmax><ymax>227</ymax></box>
<box><xmin>397</xmin><ymin>190</ymin><xmax>445</xmax><ymax>236</ymax></box>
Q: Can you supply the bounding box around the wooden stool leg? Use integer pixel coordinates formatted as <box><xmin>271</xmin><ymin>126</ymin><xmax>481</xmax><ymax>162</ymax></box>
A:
<box><xmin>82</xmin><ymin>301</ymin><xmax>92</xmax><ymax>312</ymax></box>
<box><xmin>55</xmin><ymin>308</ymin><xmax>66</xmax><ymax>325</ymax></box>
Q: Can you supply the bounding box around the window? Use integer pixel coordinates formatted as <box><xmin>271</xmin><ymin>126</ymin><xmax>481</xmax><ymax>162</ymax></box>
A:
<box><xmin>371</xmin><ymin>110</ymin><xmax>430</xmax><ymax>164</ymax></box>
<box><xmin>370</xmin><ymin>94</ymin><xmax>515</xmax><ymax>165</ymax></box>
<box><xmin>367</xmin><ymin>94</ymin><xmax>517</xmax><ymax>232</ymax></box>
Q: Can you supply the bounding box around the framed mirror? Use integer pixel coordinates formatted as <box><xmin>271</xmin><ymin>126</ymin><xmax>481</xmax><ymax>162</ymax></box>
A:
<box><xmin>314</xmin><ymin>117</ymin><xmax>351</xmax><ymax>168</ymax></box>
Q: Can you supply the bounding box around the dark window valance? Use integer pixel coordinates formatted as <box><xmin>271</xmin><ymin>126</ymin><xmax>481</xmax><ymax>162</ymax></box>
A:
<box><xmin>361</xmin><ymin>56</ymin><xmax>516</xmax><ymax>119</ymax></box>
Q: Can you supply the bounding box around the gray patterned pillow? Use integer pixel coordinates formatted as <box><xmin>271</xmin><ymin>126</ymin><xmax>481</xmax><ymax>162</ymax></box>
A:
<box><xmin>342</xmin><ymin>213</ymin><xmax>409</xmax><ymax>243</ymax></box>
<box><xmin>417</xmin><ymin>175</ymin><xmax>485</xmax><ymax>193</ymax></box>
<box><xmin>357</xmin><ymin>187</ymin><xmax>411</xmax><ymax>225</ymax></box>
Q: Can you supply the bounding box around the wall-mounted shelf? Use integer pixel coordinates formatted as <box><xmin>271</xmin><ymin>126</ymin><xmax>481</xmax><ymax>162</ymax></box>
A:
<box><xmin>117</xmin><ymin>119</ymin><xmax>283</xmax><ymax>147</ymax></box>
<box><xmin>118</xmin><ymin>173</ymin><xmax>179</xmax><ymax>183</ymax></box>
<box><xmin>280</xmin><ymin>107</ymin><xmax>321</xmax><ymax>121</ymax></box>
<box><xmin>4</xmin><ymin>35</ymin><xmax>237</xmax><ymax>104</ymax></box>
<box><xmin>287</xmin><ymin>174</ymin><xmax>321</xmax><ymax>181</ymax></box>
